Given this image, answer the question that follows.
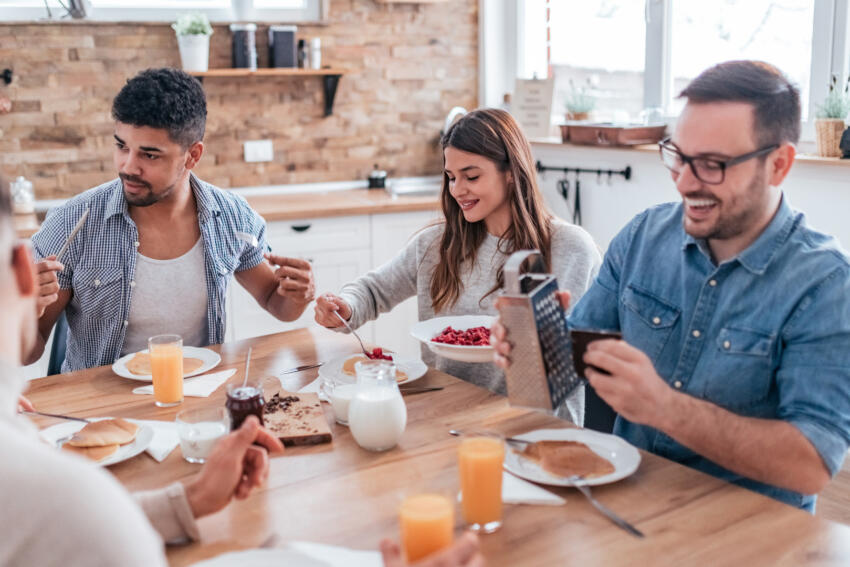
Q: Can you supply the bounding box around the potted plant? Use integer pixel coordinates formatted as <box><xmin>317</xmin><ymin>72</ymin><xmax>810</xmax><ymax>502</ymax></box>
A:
<box><xmin>172</xmin><ymin>13</ymin><xmax>213</xmax><ymax>72</ymax></box>
<box><xmin>565</xmin><ymin>78</ymin><xmax>596</xmax><ymax>121</ymax></box>
<box><xmin>815</xmin><ymin>75</ymin><xmax>850</xmax><ymax>158</ymax></box>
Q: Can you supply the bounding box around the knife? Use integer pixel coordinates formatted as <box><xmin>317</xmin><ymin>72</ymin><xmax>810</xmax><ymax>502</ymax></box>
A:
<box><xmin>279</xmin><ymin>363</ymin><xmax>323</xmax><ymax>375</ymax></box>
<box><xmin>56</xmin><ymin>208</ymin><xmax>90</xmax><ymax>263</ymax></box>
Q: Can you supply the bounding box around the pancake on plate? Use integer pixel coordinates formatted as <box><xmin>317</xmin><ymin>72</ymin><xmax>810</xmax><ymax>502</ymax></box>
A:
<box><xmin>67</xmin><ymin>418</ymin><xmax>139</xmax><ymax>448</ymax></box>
<box><xmin>126</xmin><ymin>352</ymin><xmax>205</xmax><ymax>376</ymax></box>
<box><xmin>341</xmin><ymin>354</ymin><xmax>408</xmax><ymax>382</ymax></box>
<box><xmin>63</xmin><ymin>443</ymin><xmax>121</xmax><ymax>462</ymax></box>
<box><xmin>521</xmin><ymin>440</ymin><xmax>616</xmax><ymax>479</ymax></box>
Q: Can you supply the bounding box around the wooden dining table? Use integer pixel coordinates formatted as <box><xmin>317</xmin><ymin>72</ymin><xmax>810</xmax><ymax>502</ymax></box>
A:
<box><xmin>24</xmin><ymin>327</ymin><xmax>850</xmax><ymax>566</ymax></box>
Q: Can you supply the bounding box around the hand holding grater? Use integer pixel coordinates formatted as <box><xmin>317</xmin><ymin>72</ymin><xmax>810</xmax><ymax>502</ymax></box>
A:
<box><xmin>498</xmin><ymin>250</ymin><xmax>583</xmax><ymax>412</ymax></box>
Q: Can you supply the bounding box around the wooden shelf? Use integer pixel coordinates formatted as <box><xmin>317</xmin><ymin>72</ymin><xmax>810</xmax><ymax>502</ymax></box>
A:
<box><xmin>188</xmin><ymin>68</ymin><xmax>348</xmax><ymax>116</ymax></box>
<box><xmin>188</xmin><ymin>68</ymin><xmax>347</xmax><ymax>78</ymax></box>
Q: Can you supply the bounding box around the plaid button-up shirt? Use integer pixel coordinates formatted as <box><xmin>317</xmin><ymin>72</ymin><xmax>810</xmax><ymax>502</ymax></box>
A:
<box><xmin>31</xmin><ymin>175</ymin><xmax>267</xmax><ymax>372</ymax></box>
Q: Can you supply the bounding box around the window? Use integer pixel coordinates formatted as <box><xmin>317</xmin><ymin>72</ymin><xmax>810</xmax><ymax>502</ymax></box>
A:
<box><xmin>518</xmin><ymin>0</ymin><xmax>844</xmax><ymax>140</ymax></box>
<box><xmin>0</xmin><ymin>0</ymin><xmax>322</xmax><ymax>22</ymax></box>
<box><xmin>670</xmin><ymin>0</ymin><xmax>815</xmax><ymax>118</ymax></box>
<box><xmin>523</xmin><ymin>0</ymin><xmax>646</xmax><ymax>122</ymax></box>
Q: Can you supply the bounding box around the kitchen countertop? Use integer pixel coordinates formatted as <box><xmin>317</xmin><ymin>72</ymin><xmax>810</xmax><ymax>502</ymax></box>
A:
<box><xmin>13</xmin><ymin>213</ymin><xmax>40</xmax><ymax>239</ymax></box>
<box><xmin>245</xmin><ymin>188</ymin><xmax>440</xmax><ymax>222</ymax></box>
<box><xmin>16</xmin><ymin>188</ymin><xmax>441</xmax><ymax>239</ymax></box>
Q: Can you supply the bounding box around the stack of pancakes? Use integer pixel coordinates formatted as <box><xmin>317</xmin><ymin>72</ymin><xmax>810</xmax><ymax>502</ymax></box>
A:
<box><xmin>62</xmin><ymin>418</ymin><xmax>140</xmax><ymax>463</ymax></box>
<box><xmin>126</xmin><ymin>352</ymin><xmax>204</xmax><ymax>376</ymax></box>
<box><xmin>342</xmin><ymin>354</ymin><xmax>408</xmax><ymax>382</ymax></box>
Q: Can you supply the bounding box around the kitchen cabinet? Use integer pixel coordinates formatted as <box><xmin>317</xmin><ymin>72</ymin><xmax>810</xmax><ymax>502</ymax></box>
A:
<box><xmin>225</xmin><ymin>209</ymin><xmax>440</xmax><ymax>358</ymax></box>
<box><xmin>370</xmin><ymin>210</ymin><xmax>440</xmax><ymax>358</ymax></box>
<box><xmin>226</xmin><ymin>215</ymin><xmax>374</xmax><ymax>343</ymax></box>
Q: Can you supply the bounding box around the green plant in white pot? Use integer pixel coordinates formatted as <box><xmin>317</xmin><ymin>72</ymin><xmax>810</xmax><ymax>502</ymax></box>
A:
<box><xmin>172</xmin><ymin>13</ymin><xmax>213</xmax><ymax>72</ymax></box>
<box><xmin>565</xmin><ymin>78</ymin><xmax>596</xmax><ymax>121</ymax></box>
<box><xmin>815</xmin><ymin>75</ymin><xmax>850</xmax><ymax>157</ymax></box>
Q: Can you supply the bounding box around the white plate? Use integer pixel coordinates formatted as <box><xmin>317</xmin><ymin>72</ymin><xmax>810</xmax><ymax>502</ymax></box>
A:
<box><xmin>503</xmin><ymin>428</ymin><xmax>641</xmax><ymax>487</ymax></box>
<box><xmin>39</xmin><ymin>418</ymin><xmax>154</xmax><ymax>468</ymax></box>
<box><xmin>318</xmin><ymin>352</ymin><xmax>427</xmax><ymax>386</ymax></box>
<box><xmin>410</xmin><ymin>315</ymin><xmax>496</xmax><ymax>363</ymax></box>
<box><xmin>112</xmin><ymin>346</ymin><xmax>222</xmax><ymax>382</ymax></box>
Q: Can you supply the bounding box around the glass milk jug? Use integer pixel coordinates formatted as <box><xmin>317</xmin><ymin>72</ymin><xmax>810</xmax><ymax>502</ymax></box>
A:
<box><xmin>348</xmin><ymin>360</ymin><xmax>407</xmax><ymax>451</ymax></box>
<box><xmin>10</xmin><ymin>176</ymin><xmax>34</xmax><ymax>214</ymax></box>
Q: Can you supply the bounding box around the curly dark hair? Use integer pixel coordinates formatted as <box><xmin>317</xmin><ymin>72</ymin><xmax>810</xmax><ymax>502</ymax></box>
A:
<box><xmin>111</xmin><ymin>67</ymin><xmax>207</xmax><ymax>148</ymax></box>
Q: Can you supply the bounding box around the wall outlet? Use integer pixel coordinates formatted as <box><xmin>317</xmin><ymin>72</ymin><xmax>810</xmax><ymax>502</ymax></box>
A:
<box><xmin>243</xmin><ymin>139</ymin><xmax>274</xmax><ymax>162</ymax></box>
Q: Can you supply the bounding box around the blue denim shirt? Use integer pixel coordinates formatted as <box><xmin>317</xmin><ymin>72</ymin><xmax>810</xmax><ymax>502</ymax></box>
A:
<box><xmin>31</xmin><ymin>175</ymin><xmax>267</xmax><ymax>372</ymax></box>
<box><xmin>569</xmin><ymin>197</ymin><xmax>850</xmax><ymax>511</ymax></box>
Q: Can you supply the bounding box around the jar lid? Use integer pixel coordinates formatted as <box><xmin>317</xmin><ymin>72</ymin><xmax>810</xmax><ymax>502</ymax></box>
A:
<box><xmin>369</xmin><ymin>165</ymin><xmax>387</xmax><ymax>178</ymax></box>
<box><xmin>229</xmin><ymin>23</ymin><xmax>257</xmax><ymax>32</ymax></box>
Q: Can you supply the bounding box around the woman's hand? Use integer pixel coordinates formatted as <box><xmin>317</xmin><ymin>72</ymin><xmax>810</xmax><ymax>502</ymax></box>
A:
<box><xmin>314</xmin><ymin>293</ymin><xmax>353</xmax><ymax>328</ymax></box>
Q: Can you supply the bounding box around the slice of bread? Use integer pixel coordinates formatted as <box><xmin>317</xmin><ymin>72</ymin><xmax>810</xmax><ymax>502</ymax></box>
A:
<box><xmin>67</xmin><ymin>418</ymin><xmax>139</xmax><ymax>448</ymax></box>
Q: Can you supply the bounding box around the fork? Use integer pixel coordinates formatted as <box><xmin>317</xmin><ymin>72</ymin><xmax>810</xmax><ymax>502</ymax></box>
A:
<box><xmin>567</xmin><ymin>476</ymin><xmax>645</xmax><ymax>538</ymax></box>
<box><xmin>333</xmin><ymin>310</ymin><xmax>370</xmax><ymax>357</ymax></box>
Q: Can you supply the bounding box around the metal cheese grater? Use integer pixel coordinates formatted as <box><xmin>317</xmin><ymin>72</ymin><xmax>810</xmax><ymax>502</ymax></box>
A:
<box><xmin>498</xmin><ymin>250</ymin><xmax>582</xmax><ymax>412</ymax></box>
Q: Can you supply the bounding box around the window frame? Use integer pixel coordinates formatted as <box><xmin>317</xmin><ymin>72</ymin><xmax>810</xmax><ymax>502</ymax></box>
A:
<box><xmin>511</xmin><ymin>0</ymin><xmax>849</xmax><ymax>143</ymax></box>
<box><xmin>0</xmin><ymin>0</ymin><xmax>327</xmax><ymax>23</ymax></box>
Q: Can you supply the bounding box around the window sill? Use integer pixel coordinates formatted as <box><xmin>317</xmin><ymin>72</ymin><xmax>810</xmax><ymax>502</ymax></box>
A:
<box><xmin>529</xmin><ymin>138</ymin><xmax>850</xmax><ymax>167</ymax></box>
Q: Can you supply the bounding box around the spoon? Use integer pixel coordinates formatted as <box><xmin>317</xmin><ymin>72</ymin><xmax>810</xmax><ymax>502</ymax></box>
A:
<box><xmin>241</xmin><ymin>347</ymin><xmax>252</xmax><ymax>388</ymax></box>
<box><xmin>333</xmin><ymin>311</ymin><xmax>370</xmax><ymax>357</ymax></box>
<box><xmin>448</xmin><ymin>429</ymin><xmax>529</xmax><ymax>446</ymax></box>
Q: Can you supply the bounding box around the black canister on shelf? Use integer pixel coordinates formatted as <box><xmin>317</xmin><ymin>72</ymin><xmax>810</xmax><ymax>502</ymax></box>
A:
<box><xmin>230</xmin><ymin>23</ymin><xmax>257</xmax><ymax>70</ymax></box>
<box><xmin>269</xmin><ymin>25</ymin><xmax>298</xmax><ymax>68</ymax></box>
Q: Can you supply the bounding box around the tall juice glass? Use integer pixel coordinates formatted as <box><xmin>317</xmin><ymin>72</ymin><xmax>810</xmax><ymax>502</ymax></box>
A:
<box><xmin>149</xmin><ymin>334</ymin><xmax>184</xmax><ymax>407</ymax></box>
<box><xmin>400</xmin><ymin>494</ymin><xmax>454</xmax><ymax>562</ymax></box>
<box><xmin>458</xmin><ymin>432</ymin><xmax>505</xmax><ymax>533</ymax></box>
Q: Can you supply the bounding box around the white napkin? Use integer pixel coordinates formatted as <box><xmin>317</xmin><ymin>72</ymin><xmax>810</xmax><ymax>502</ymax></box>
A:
<box><xmin>132</xmin><ymin>369</ymin><xmax>236</xmax><ymax>397</ymax></box>
<box><xmin>502</xmin><ymin>471</ymin><xmax>566</xmax><ymax>505</ymax></box>
<box><xmin>458</xmin><ymin>471</ymin><xmax>565</xmax><ymax>506</ymax></box>
<box><xmin>189</xmin><ymin>542</ymin><xmax>382</xmax><ymax>567</ymax></box>
<box><xmin>288</xmin><ymin>542</ymin><xmax>382</xmax><ymax>567</ymax></box>
<box><xmin>132</xmin><ymin>419</ymin><xmax>180</xmax><ymax>462</ymax></box>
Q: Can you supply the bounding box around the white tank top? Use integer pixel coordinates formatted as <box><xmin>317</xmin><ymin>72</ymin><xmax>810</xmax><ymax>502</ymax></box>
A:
<box><xmin>121</xmin><ymin>238</ymin><xmax>209</xmax><ymax>356</ymax></box>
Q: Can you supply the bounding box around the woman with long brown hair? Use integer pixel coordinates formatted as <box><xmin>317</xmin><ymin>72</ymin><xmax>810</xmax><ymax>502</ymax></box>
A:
<box><xmin>315</xmin><ymin>108</ymin><xmax>601</xmax><ymax>423</ymax></box>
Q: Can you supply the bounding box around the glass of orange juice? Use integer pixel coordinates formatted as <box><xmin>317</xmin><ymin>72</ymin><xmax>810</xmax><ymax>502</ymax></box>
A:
<box><xmin>458</xmin><ymin>431</ymin><xmax>505</xmax><ymax>533</ymax></box>
<box><xmin>399</xmin><ymin>493</ymin><xmax>454</xmax><ymax>562</ymax></box>
<box><xmin>149</xmin><ymin>334</ymin><xmax>184</xmax><ymax>407</ymax></box>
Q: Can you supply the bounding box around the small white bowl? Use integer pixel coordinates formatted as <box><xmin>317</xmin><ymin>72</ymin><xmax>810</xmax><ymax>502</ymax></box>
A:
<box><xmin>410</xmin><ymin>315</ymin><xmax>496</xmax><ymax>363</ymax></box>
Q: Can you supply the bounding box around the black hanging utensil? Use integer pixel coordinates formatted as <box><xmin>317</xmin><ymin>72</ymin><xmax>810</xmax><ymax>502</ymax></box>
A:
<box><xmin>573</xmin><ymin>175</ymin><xmax>582</xmax><ymax>225</ymax></box>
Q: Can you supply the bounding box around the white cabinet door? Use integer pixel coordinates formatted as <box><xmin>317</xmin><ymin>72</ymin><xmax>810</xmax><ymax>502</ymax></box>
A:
<box><xmin>370</xmin><ymin>210</ymin><xmax>441</xmax><ymax>359</ymax></box>
<box><xmin>227</xmin><ymin>215</ymin><xmax>374</xmax><ymax>342</ymax></box>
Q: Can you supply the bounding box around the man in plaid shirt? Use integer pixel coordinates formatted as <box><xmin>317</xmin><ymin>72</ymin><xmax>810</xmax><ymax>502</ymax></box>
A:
<box><xmin>27</xmin><ymin>68</ymin><xmax>315</xmax><ymax>371</ymax></box>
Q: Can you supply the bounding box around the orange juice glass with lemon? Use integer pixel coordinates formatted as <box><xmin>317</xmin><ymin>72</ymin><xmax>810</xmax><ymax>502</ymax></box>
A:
<box><xmin>149</xmin><ymin>334</ymin><xmax>184</xmax><ymax>407</ymax></box>
<box><xmin>458</xmin><ymin>432</ymin><xmax>505</xmax><ymax>533</ymax></box>
<box><xmin>400</xmin><ymin>493</ymin><xmax>454</xmax><ymax>562</ymax></box>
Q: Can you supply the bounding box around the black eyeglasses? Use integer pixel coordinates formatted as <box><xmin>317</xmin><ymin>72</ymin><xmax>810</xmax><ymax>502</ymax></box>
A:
<box><xmin>658</xmin><ymin>137</ymin><xmax>779</xmax><ymax>185</ymax></box>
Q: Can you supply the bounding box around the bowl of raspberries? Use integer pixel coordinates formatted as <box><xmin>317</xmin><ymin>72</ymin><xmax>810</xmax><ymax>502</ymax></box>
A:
<box><xmin>410</xmin><ymin>315</ymin><xmax>495</xmax><ymax>363</ymax></box>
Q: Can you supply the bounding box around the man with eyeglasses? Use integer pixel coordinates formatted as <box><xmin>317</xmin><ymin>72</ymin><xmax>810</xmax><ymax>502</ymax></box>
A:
<box><xmin>494</xmin><ymin>60</ymin><xmax>850</xmax><ymax>511</ymax></box>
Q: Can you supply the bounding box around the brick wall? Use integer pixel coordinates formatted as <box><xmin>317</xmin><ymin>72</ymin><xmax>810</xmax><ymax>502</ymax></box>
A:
<box><xmin>0</xmin><ymin>0</ymin><xmax>478</xmax><ymax>200</ymax></box>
